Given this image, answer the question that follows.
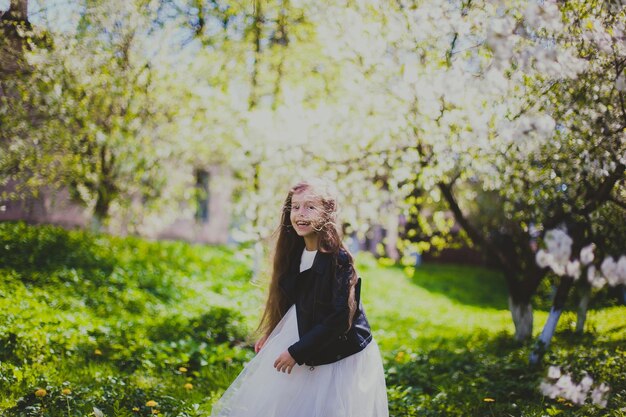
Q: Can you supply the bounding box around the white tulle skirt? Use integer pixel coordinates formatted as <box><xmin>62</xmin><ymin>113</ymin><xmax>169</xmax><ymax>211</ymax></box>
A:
<box><xmin>211</xmin><ymin>305</ymin><xmax>389</xmax><ymax>417</ymax></box>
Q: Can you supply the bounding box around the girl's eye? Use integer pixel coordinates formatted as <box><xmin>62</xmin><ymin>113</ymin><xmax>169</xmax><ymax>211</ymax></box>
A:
<box><xmin>308</xmin><ymin>206</ymin><xmax>315</xmax><ymax>210</ymax></box>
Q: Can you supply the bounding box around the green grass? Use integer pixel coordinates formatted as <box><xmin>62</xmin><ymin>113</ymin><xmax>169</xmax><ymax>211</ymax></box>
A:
<box><xmin>0</xmin><ymin>221</ymin><xmax>624</xmax><ymax>416</ymax></box>
<box><xmin>0</xmin><ymin>222</ymin><xmax>264</xmax><ymax>416</ymax></box>
<box><xmin>356</xmin><ymin>257</ymin><xmax>626</xmax><ymax>416</ymax></box>
<box><xmin>360</xmin><ymin>261</ymin><xmax>517</xmax><ymax>351</ymax></box>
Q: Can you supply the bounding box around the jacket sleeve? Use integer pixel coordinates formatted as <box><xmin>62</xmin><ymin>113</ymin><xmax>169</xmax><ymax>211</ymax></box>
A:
<box><xmin>287</xmin><ymin>253</ymin><xmax>353</xmax><ymax>365</ymax></box>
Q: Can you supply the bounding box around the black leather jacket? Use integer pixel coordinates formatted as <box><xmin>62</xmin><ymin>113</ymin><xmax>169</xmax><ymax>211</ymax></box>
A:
<box><xmin>280</xmin><ymin>248</ymin><xmax>373</xmax><ymax>366</ymax></box>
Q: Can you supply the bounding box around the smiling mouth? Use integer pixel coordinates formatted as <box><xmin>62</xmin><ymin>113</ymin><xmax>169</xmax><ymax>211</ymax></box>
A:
<box><xmin>295</xmin><ymin>221</ymin><xmax>311</xmax><ymax>227</ymax></box>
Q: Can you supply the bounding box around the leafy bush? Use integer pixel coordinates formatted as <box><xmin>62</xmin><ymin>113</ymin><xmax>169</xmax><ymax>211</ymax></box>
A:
<box><xmin>151</xmin><ymin>307</ymin><xmax>248</xmax><ymax>346</ymax></box>
<box><xmin>0</xmin><ymin>221</ymin><xmax>257</xmax><ymax>416</ymax></box>
<box><xmin>0</xmin><ymin>221</ymin><xmax>115</xmax><ymax>274</ymax></box>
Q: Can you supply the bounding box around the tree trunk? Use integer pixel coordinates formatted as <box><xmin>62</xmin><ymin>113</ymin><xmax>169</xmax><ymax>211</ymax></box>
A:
<box><xmin>1</xmin><ymin>0</ymin><xmax>30</xmax><ymax>73</ymax></box>
<box><xmin>384</xmin><ymin>204</ymin><xmax>400</xmax><ymax>261</ymax></box>
<box><xmin>251</xmin><ymin>240</ymin><xmax>263</xmax><ymax>283</ymax></box>
<box><xmin>90</xmin><ymin>144</ymin><xmax>118</xmax><ymax>229</ymax></box>
<box><xmin>437</xmin><ymin>181</ymin><xmax>548</xmax><ymax>342</ymax></box>
<box><xmin>248</xmin><ymin>0</ymin><xmax>262</xmax><ymax>110</ymax></box>
<box><xmin>271</xmin><ymin>0</ymin><xmax>288</xmax><ymax>111</ymax></box>
<box><xmin>508</xmin><ymin>296</ymin><xmax>533</xmax><ymax>341</ymax></box>
<box><xmin>10</xmin><ymin>0</ymin><xmax>28</xmax><ymax>19</ymax></box>
<box><xmin>92</xmin><ymin>194</ymin><xmax>109</xmax><ymax>232</ymax></box>
<box><xmin>529</xmin><ymin>307</ymin><xmax>563</xmax><ymax>365</ymax></box>
<box><xmin>90</xmin><ymin>215</ymin><xmax>102</xmax><ymax>233</ymax></box>
<box><xmin>529</xmin><ymin>277</ymin><xmax>573</xmax><ymax>365</ymax></box>
<box><xmin>576</xmin><ymin>287</ymin><xmax>591</xmax><ymax>334</ymax></box>
<box><xmin>504</xmin><ymin>268</ymin><xmax>545</xmax><ymax>343</ymax></box>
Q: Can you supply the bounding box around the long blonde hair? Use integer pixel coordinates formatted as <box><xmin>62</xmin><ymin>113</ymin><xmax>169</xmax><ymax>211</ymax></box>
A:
<box><xmin>258</xmin><ymin>179</ymin><xmax>358</xmax><ymax>337</ymax></box>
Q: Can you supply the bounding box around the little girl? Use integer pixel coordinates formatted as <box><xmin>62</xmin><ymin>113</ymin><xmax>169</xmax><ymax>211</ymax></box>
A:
<box><xmin>211</xmin><ymin>178</ymin><xmax>388</xmax><ymax>417</ymax></box>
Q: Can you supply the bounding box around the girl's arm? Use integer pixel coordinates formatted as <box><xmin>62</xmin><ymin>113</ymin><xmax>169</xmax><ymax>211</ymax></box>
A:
<box><xmin>286</xmin><ymin>252</ymin><xmax>354</xmax><ymax>365</ymax></box>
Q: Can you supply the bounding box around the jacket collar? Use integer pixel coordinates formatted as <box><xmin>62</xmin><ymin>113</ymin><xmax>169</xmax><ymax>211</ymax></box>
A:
<box><xmin>310</xmin><ymin>250</ymin><xmax>331</xmax><ymax>275</ymax></box>
<box><xmin>287</xmin><ymin>248</ymin><xmax>332</xmax><ymax>276</ymax></box>
<box><xmin>279</xmin><ymin>250</ymin><xmax>333</xmax><ymax>298</ymax></box>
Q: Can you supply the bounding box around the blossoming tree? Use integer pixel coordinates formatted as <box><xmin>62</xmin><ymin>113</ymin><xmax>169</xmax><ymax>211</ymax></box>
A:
<box><xmin>297</xmin><ymin>0</ymin><xmax>626</xmax><ymax>341</ymax></box>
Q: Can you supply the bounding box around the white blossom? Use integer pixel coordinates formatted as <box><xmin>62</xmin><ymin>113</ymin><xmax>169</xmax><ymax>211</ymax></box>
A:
<box><xmin>532</xmin><ymin>46</ymin><xmax>562</xmax><ymax>77</ymax></box>
<box><xmin>557</xmin><ymin>48</ymin><xmax>588</xmax><ymax>78</ymax></box>
<box><xmin>533</xmin><ymin>114</ymin><xmax>557</xmax><ymax>138</ymax></box>
<box><xmin>541</xmin><ymin>229</ymin><xmax>572</xmax><ymax>275</ymax></box>
<box><xmin>555</xmin><ymin>374</ymin><xmax>574</xmax><ymax>392</ymax></box>
<box><xmin>539</xmin><ymin>380</ymin><xmax>560</xmax><ymax>399</ymax></box>
<box><xmin>550</xmin><ymin>260</ymin><xmax>566</xmax><ymax>277</ymax></box>
<box><xmin>600</xmin><ymin>257</ymin><xmax>620</xmax><ymax>287</ymax></box>
<box><xmin>524</xmin><ymin>1</ymin><xmax>563</xmax><ymax>32</ymax></box>
<box><xmin>545</xmin><ymin>229</ymin><xmax>572</xmax><ymax>261</ymax></box>
<box><xmin>582</xmin><ymin>19</ymin><xmax>613</xmax><ymax>54</ymax></box>
<box><xmin>591</xmin><ymin>383</ymin><xmax>610</xmax><ymax>408</ymax></box>
<box><xmin>617</xmin><ymin>71</ymin><xmax>626</xmax><ymax>93</ymax></box>
<box><xmin>483</xmin><ymin>68</ymin><xmax>510</xmax><ymax>94</ymax></box>
<box><xmin>566</xmin><ymin>260</ymin><xmax>581</xmax><ymax>280</ymax></box>
<box><xmin>587</xmin><ymin>265</ymin><xmax>606</xmax><ymax>289</ymax></box>
<box><xmin>548</xmin><ymin>365</ymin><xmax>562</xmax><ymax>379</ymax></box>
<box><xmin>486</xmin><ymin>17</ymin><xmax>517</xmax><ymax>62</ymax></box>
<box><xmin>540</xmin><ymin>367</ymin><xmax>610</xmax><ymax>408</ymax></box>
<box><xmin>569</xmin><ymin>384</ymin><xmax>588</xmax><ymax>405</ymax></box>
<box><xmin>617</xmin><ymin>256</ymin><xmax>626</xmax><ymax>285</ymax></box>
<box><xmin>580</xmin><ymin>375</ymin><xmax>594</xmax><ymax>392</ymax></box>
<box><xmin>580</xmin><ymin>244</ymin><xmax>595</xmax><ymax>265</ymax></box>
<box><xmin>536</xmin><ymin>249</ymin><xmax>554</xmax><ymax>269</ymax></box>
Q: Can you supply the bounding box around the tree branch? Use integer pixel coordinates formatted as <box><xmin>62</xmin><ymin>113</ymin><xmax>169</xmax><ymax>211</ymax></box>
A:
<box><xmin>437</xmin><ymin>180</ymin><xmax>511</xmax><ymax>271</ymax></box>
<box><xmin>545</xmin><ymin>162</ymin><xmax>625</xmax><ymax>229</ymax></box>
<box><xmin>609</xmin><ymin>194</ymin><xmax>626</xmax><ymax>211</ymax></box>
<box><xmin>249</xmin><ymin>0</ymin><xmax>263</xmax><ymax>110</ymax></box>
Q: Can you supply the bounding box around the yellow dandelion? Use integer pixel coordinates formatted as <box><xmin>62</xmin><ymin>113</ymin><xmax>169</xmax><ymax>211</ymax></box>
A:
<box><xmin>94</xmin><ymin>349</ymin><xmax>102</xmax><ymax>355</ymax></box>
<box><xmin>178</xmin><ymin>366</ymin><xmax>188</xmax><ymax>373</ymax></box>
<box><xmin>35</xmin><ymin>388</ymin><xmax>47</xmax><ymax>397</ymax></box>
<box><xmin>146</xmin><ymin>400</ymin><xmax>158</xmax><ymax>408</ymax></box>
<box><xmin>62</xmin><ymin>388</ymin><xmax>72</xmax><ymax>395</ymax></box>
<box><xmin>483</xmin><ymin>398</ymin><xmax>495</xmax><ymax>402</ymax></box>
<box><xmin>132</xmin><ymin>407</ymin><xmax>140</xmax><ymax>412</ymax></box>
<box><xmin>395</xmin><ymin>351</ymin><xmax>405</xmax><ymax>362</ymax></box>
<box><xmin>184</xmin><ymin>383</ymin><xmax>193</xmax><ymax>390</ymax></box>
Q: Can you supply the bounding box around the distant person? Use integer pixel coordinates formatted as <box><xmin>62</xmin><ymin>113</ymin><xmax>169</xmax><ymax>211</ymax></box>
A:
<box><xmin>211</xmin><ymin>178</ymin><xmax>388</xmax><ymax>417</ymax></box>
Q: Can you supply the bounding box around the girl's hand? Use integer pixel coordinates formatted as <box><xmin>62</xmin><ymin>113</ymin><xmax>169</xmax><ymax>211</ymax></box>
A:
<box><xmin>273</xmin><ymin>350</ymin><xmax>296</xmax><ymax>374</ymax></box>
<box><xmin>254</xmin><ymin>335</ymin><xmax>268</xmax><ymax>353</ymax></box>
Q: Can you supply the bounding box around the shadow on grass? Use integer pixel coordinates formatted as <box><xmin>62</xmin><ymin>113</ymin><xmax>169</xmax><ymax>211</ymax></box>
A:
<box><xmin>409</xmin><ymin>263</ymin><xmax>510</xmax><ymax>310</ymax></box>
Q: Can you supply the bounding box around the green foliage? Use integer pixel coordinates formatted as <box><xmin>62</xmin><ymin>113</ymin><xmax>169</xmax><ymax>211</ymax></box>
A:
<box><xmin>0</xmin><ymin>222</ymin><xmax>624</xmax><ymax>416</ymax></box>
<box><xmin>358</xmin><ymin>255</ymin><xmax>625</xmax><ymax>417</ymax></box>
<box><xmin>1</xmin><ymin>2</ymin><xmax>178</xmax><ymax>223</ymax></box>
<box><xmin>0</xmin><ymin>221</ymin><xmax>114</xmax><ymax>273</ymax></box>
<box><xmin>0</xmin><ymin>221</ymin><xmax>259</xmax><ymax>416</ymax></box>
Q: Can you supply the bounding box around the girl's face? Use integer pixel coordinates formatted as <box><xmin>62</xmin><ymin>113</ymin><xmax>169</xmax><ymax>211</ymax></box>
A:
<box><xmin>289</xmin><ymin>189</ymin><xmax>323</xmax><ymax>239</ymax></box>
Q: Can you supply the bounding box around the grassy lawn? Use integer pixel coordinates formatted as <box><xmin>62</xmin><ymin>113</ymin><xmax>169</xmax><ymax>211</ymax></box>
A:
<box><xmin>358</xmin><ymin>258</ymin><xmax>625</xmax><ymax>416</ymax></box>
<box><xmin>361</xmin><ymin>260</ymin><xmax>517</xmax><ymax>352</ymax></box>
<box><xmin>0</xmin><ymin>222</ymin><xmax>624</xmax><ymax>416</ymax></box>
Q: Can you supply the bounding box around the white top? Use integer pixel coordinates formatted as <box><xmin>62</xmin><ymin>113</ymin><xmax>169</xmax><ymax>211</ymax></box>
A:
<box><xmin>300</xmin><ymin>248</ymin><xmax>318</xmax><ymax>272</ymax></box>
